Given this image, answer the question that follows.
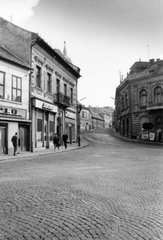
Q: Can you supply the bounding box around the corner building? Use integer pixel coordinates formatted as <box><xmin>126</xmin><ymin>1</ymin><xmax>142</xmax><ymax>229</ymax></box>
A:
<box><xmin>115</xmin><ymin>59</ymin><xmax>163</xmax><ymax>142</ymax></box>
<box><xmin>0</xmin><ymin>17</ymin><xmax>81</xmax><ymax>152</ymax></box>
<box><xmin>0</xmin><ymin>45</ymin><xmax>31</xmax><ymax>154</ymax></box>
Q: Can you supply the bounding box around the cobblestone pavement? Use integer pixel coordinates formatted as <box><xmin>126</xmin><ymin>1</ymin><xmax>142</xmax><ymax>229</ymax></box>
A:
<box><xmin>0</xmin><ymin>128</ymin><xmax>163</xmax><ymax>240</ymax></box>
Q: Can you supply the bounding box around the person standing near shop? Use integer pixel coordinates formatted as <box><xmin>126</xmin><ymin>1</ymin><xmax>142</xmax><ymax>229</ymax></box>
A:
<box><xmin>53</xmin><ymin>133</ymin><xmax>60</xmax><ymax>151</ymax></box>
<box><xmin>11</xmin><ymin>132</ymin><xmax>18</xmax><ymax>156</ymax></box>
<box><xmin>62</xmin><ymin>132</ymin><xmax>68</xmax><ymax>149</ymax></box>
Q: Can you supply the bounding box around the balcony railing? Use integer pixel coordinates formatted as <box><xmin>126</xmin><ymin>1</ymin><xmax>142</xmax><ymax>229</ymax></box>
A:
<box><xmin>53</xmin><ymin>92</ymin><xmax>70</xmax><ymax>107</ymax></box>
<box><xmin>147</xmin><ymin>102</ymin><xmax>163</xmax><ymax>110</ymax></box>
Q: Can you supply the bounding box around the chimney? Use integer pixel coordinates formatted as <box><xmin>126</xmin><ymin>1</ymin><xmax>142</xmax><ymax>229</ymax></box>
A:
<box><xmin>149</xmin><ymin>59</ymin><xmax>155</xmax><ymax>64</ymax></box>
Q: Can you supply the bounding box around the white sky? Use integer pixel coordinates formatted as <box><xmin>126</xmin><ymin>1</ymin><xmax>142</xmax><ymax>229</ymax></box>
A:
<box><xmin>0</xmin><ymin>0</ymin><xmax>163</xmax><ymax>107</ymax></box>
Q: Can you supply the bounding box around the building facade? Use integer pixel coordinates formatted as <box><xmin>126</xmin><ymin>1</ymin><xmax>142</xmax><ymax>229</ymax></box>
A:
<box><xmin>80</xmin><ymin>106</ymin><xmax>92</xmax><ymax>131</ymax></box>
<box><xmin>115</xmin><ymin>59</ymin><xmax>163</xmax><ymax>142</ymax></box>
<box><xmin>0</xmin><ymin>17</ymin><xmax>81</xmax><ymax>153</ymax></box>
<box><xmin>95</xmin><ymin>107</ymin><xmax>113</xmax><ymax>128</ymax></box>
<box><xmin>30</xmin><ymin>39</ymin><xmax>80</xmax><ymax>150</ymax></box>
<box><xmin>0</xmin><ymin>45</ymin><xmax>31</xmax><ymax>154</ymax></box>
<box><xmin>90</xmin><ymin>110</ymin><xmax>104</xmax><ymax>129</ymax></box>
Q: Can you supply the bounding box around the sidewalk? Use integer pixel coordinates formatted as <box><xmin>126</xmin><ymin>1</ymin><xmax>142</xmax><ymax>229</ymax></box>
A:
<box><xmin>0</xmin><ymin>137</ymin><xmax>89</xmax><ymax>162</ymax></box>
<box><xmin>112</xmin><ymin>128</ymin><xmax>163</xmax><ymax>146</ymax></box>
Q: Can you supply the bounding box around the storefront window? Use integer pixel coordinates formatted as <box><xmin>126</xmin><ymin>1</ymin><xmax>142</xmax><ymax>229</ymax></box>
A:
<box><xmin>49</xmin><ymin>113</ymin><xmax>54</xmax><ymax>141</ymax></box>
<box><xmin>44</xmin><ymin>117</ymin><xmax>47</xmax><ymax>142</ymax></box>
<box><xmin>37</xmin><ymin>110</ymin><xmax>43</xmax><ymax>141</ymax></box>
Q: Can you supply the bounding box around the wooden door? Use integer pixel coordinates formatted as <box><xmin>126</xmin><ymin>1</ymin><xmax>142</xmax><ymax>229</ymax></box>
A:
<box><xmin>0</xmin><ymin>127</ymin><xmax>6</xmax><ymax>154</ymax></box>
<box><xmin>19</xmin><ymin>126</ymin><xmax>29</xmax><ymax>151</ymax></box>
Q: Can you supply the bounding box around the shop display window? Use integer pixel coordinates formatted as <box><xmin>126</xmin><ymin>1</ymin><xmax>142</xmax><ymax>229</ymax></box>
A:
<box><xmin>37</xmin><ymin>111</ymin><xmax>43</xmax><ymax>141</ymax></box>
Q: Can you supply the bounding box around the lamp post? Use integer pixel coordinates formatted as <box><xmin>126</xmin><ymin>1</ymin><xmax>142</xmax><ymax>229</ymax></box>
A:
<box><xmin>77</xmin><ymin>103</ymin><xmax>82</xmax><ymax>146</ymax></box>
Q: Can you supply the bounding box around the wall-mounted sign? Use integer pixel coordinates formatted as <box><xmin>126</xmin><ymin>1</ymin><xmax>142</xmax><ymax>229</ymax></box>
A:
<box><xmin>66</xmin><ymin>111</ymin><xmax>75</xmax><ymax>119</ymax></box>
<box><xmin>142</xmin><ymin>133</ymin><xmax>148</xmax><ymax>139</ymax></box>
<box><xmin>149</xmin><ymin>133</ymin><xmax>155</xmax><ymax>141</ymax></box>
<box><xmin>42</xmin><ymin>103</ymin><xmax>53</xmax><ymax>110</ymax></box>
<box><xmin>34</xmin><ymin>99</ymin><xmax>58</xmax><ymax>113</ymax></box>
<box><xmin>0</xmin><ymin>107</ymin><xmax>26</xmax><ymax>118</ymax></box>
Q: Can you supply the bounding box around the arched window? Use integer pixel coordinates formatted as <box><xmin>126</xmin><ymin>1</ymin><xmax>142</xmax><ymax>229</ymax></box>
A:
<box><xmin>155</xmin><ymin>116</ymin><xmax>162</xmax><ymax>125</ymax></box>
<box><xmin>154</xmin><ymin>86</ymin><xmax>162</xmax><ymax>104</ymax></box>
<box><xmin>125</xmin><ymin>92</ymin><xmax>128</xmax><ymax>107</ymax></box>
<box><xmin>122</xmin><ymin>95</ymin><xmax>125</xmax><ymax>110</ymax></box>
<box><xmin>139</xmin><ymin>89</ymin><xmax>147</xmax><ymax>108</ymax></box>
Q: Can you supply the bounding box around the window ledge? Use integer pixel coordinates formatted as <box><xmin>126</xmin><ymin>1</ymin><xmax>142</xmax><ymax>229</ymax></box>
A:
<box><xmin>0</xmin><ymin>98</ymin><xmax>22</xmax><ymax>105</ymax></box>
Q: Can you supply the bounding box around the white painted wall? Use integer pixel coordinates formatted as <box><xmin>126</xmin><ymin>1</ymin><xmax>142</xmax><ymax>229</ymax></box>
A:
<box><xmin>0</xmin><ymin>60</ymin><xmax>30</xmax><ymax>119</ymax></box>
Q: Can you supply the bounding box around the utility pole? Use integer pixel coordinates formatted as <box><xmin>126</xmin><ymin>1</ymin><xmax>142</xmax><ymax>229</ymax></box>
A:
<box><xmin>147</xmin><ymin>45</ymin><xmax>150</xmax><ymax>61</ymax></box>
<box><xmin>76</xmin><ymin>97</ymin><xmax>86</xmax><ymax>146</ymax></box>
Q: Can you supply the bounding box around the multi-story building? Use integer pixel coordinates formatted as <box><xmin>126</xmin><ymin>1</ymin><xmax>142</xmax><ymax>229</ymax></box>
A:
<box><xmin>31</xmin><ymin>39</ymin><xmax>80</xmax><ymax>150</ymax></box>
<box><xmin>0</xmin><ymin>45</ymin><xmax>31</xmax><ymax>154</ymax></box>
<box><xmin>95</xmin><ymin>107</ymin><xmax>113</xmax><ymax>128</ymax></box>
<box><xmin>90</xmin><ymin>108</ymin><xmax>104</xmax><ymax>129</ymax></box>
<box><xmin>0</xmin><ymin>17</ymin><xmax>81</xmax><ymax>153</ymax></box>
<box><xmin>115</xmin><ymin>59</ymin><xmax>163</xmax><ymax>142</ymax></box>
<box><xmin>80</xmin><ymin>106</ymin><xmax>92</xmax><ymax>131</ymax></box>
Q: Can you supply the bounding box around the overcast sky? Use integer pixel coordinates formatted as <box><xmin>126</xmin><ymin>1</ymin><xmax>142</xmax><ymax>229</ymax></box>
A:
<box><xmin>0</xmin><ymin>0</ymin><xmax>163</xmax><ymax>107</ymax></box>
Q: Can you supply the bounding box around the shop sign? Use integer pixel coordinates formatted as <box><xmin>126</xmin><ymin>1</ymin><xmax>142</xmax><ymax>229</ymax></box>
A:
<box><xmin>42</xmin><ymin>103</ymin><xmax>53</xmax><ymax>110</ymax></box>
<box><xmin>66</xmin><ymin>118</ymin><xmax>75</xmax><ymax>124</ymax></box>
<box><xmin>0</xmin><ymin>107</ymin><xmax>25</xmax><ymax>118</ymax></box>
<box><xmin>149</xmin><ymin>133</ymin><xmax>155</xmax><ymax>141</ymax></box>
<box><xmin>35</xmin><ymin>99</ymin><xmax>57</xmax><ymax>113</ymax></box>
<box><xmin>66</xmin><ymin>111</ymin><xmax>75</xmax><ymax>119</ymax></box>
<box><xmin>142</xmin><ymin>132</ymin><xmax>148</xmax><ymax>139</ymax></box>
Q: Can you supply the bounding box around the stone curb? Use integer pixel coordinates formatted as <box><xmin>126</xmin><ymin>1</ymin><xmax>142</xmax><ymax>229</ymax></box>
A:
<box><xmin>112</xmin><ymin>128</ymin><xmax>163</xmax><ymax>146</ymax></box>
<box><xmin>0</xmin><ymin>137</ymin><xmax>89</xmax><ymax>162</ymax></box>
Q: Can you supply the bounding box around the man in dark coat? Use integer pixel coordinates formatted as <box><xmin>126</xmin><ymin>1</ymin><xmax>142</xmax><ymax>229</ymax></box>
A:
<box><xmin>62</xmin><ymin>132</ymin><xmax>68</xmax><ymax>149</ymax></box>
<box><xmin>53</xmin><ymin>133</ymin><xmax>60</xmax><ymax>151</ymax></box>
<box><xmin>11</xmin><ymin>132</ymin><xmax>18</xmax><ymax>156</ymax></box>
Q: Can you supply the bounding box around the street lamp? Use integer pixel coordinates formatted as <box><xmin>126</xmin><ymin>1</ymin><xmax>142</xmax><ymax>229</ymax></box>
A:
<box><xmin>77</xmin><ymin>103</ymin><xmax>82</xmax><ymax>146</ymax></box>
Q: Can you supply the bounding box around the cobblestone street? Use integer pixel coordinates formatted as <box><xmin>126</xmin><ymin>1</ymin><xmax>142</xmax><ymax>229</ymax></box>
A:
<box><xmin>0</xmin><ymin>129</ymin><xmax>163</xmax><ymax>240</ymax></box>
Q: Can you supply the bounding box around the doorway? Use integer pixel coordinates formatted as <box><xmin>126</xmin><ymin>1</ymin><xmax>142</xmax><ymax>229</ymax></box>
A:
<box><xmin>0</xmin><ymin>127</ymin><xmax>6</xmax><ymax>154</ymax></box>
<box><xmin>19</xmin><ymin>125</ymin><xmax>29</xmax><ymax>151</ymax></box>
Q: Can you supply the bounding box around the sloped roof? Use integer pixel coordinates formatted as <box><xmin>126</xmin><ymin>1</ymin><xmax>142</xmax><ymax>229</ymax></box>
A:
<box><xmin>103</xmin><ymin>106</ymin><xmax>114</xmax><ymax>111</ymax></box>
<box><xmin>127</xmin><ymin>59</ymin><xmax>163</xmax><ymax>80</ymax></box>
<box><xmin>126</xmin><ymin>68</ymin><xmax>149</xmax><ymax>80</ymax></box>
<box><xmin>81</xmin><ymin>105</ymin><xmax>91</xmax><ymax>112</ymax></box>
<box><xmin>0</xmin><ymin>45</ymin><xmax>31</xmax><ymax>69</ymax></box>
<box><xmin>90</xmin><ymin>110</ymin><xmax>104</xmax><ymax>121</ymax></box>
<box><xmin>101</xmin><ymin>107</ymin><xmax>113</xmax><ymax>115</ymax></box>
<box><xmin>54</xmin><ymin>49</ymin><xmax>81</xmax><ymax>74</ymax></box>
<box><xmin>130</xmin><ymin>61</ymin><xmax>149</xmax><ymax>73</ymax></box>
<box><xmin>89</xmin><ymin>106</ymin><xmax>114</xmax><ymax>116</ymax></box>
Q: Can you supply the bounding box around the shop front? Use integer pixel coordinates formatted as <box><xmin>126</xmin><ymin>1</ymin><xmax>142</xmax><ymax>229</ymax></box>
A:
<box><xmin>32</xmin><ymin>99</ymin><xmax>58</xmax><ymax>151</ymax></box>
<box><xmin>65</xmin><ymin>110</ymin><xmax>76</xmax><ymax>144</ymax></box>
<box><xmin>0</xmin><ymin>107</ymin><xmax>31</xmax><ymax>155</ymax></box>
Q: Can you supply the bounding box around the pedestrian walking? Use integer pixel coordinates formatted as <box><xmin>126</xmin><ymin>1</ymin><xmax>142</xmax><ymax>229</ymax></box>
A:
<box><xmin>158</xmin><ymin>131</ymin><xmax>162</xmax><ymax>142</ymax></box>
<box><xmin>62</xmin><ymin>132</ymin><xmax>68</xmax><ymax>149</ymax></box>
<box><xmin>53</xmin><ymin>133</ymin><xmax>60</xmax><ymax>151</ymax></box>
<box><xmin>11</xmin><ymin>132</ymin><xmax>18</xmax><ymax>156</ymax></box>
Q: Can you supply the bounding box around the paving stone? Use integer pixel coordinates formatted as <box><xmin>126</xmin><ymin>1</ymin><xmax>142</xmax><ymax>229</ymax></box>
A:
<box><xmin>0</xmin><ymin>129</ymin><xmax>163</xmax><ymax>240</ymax></box>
